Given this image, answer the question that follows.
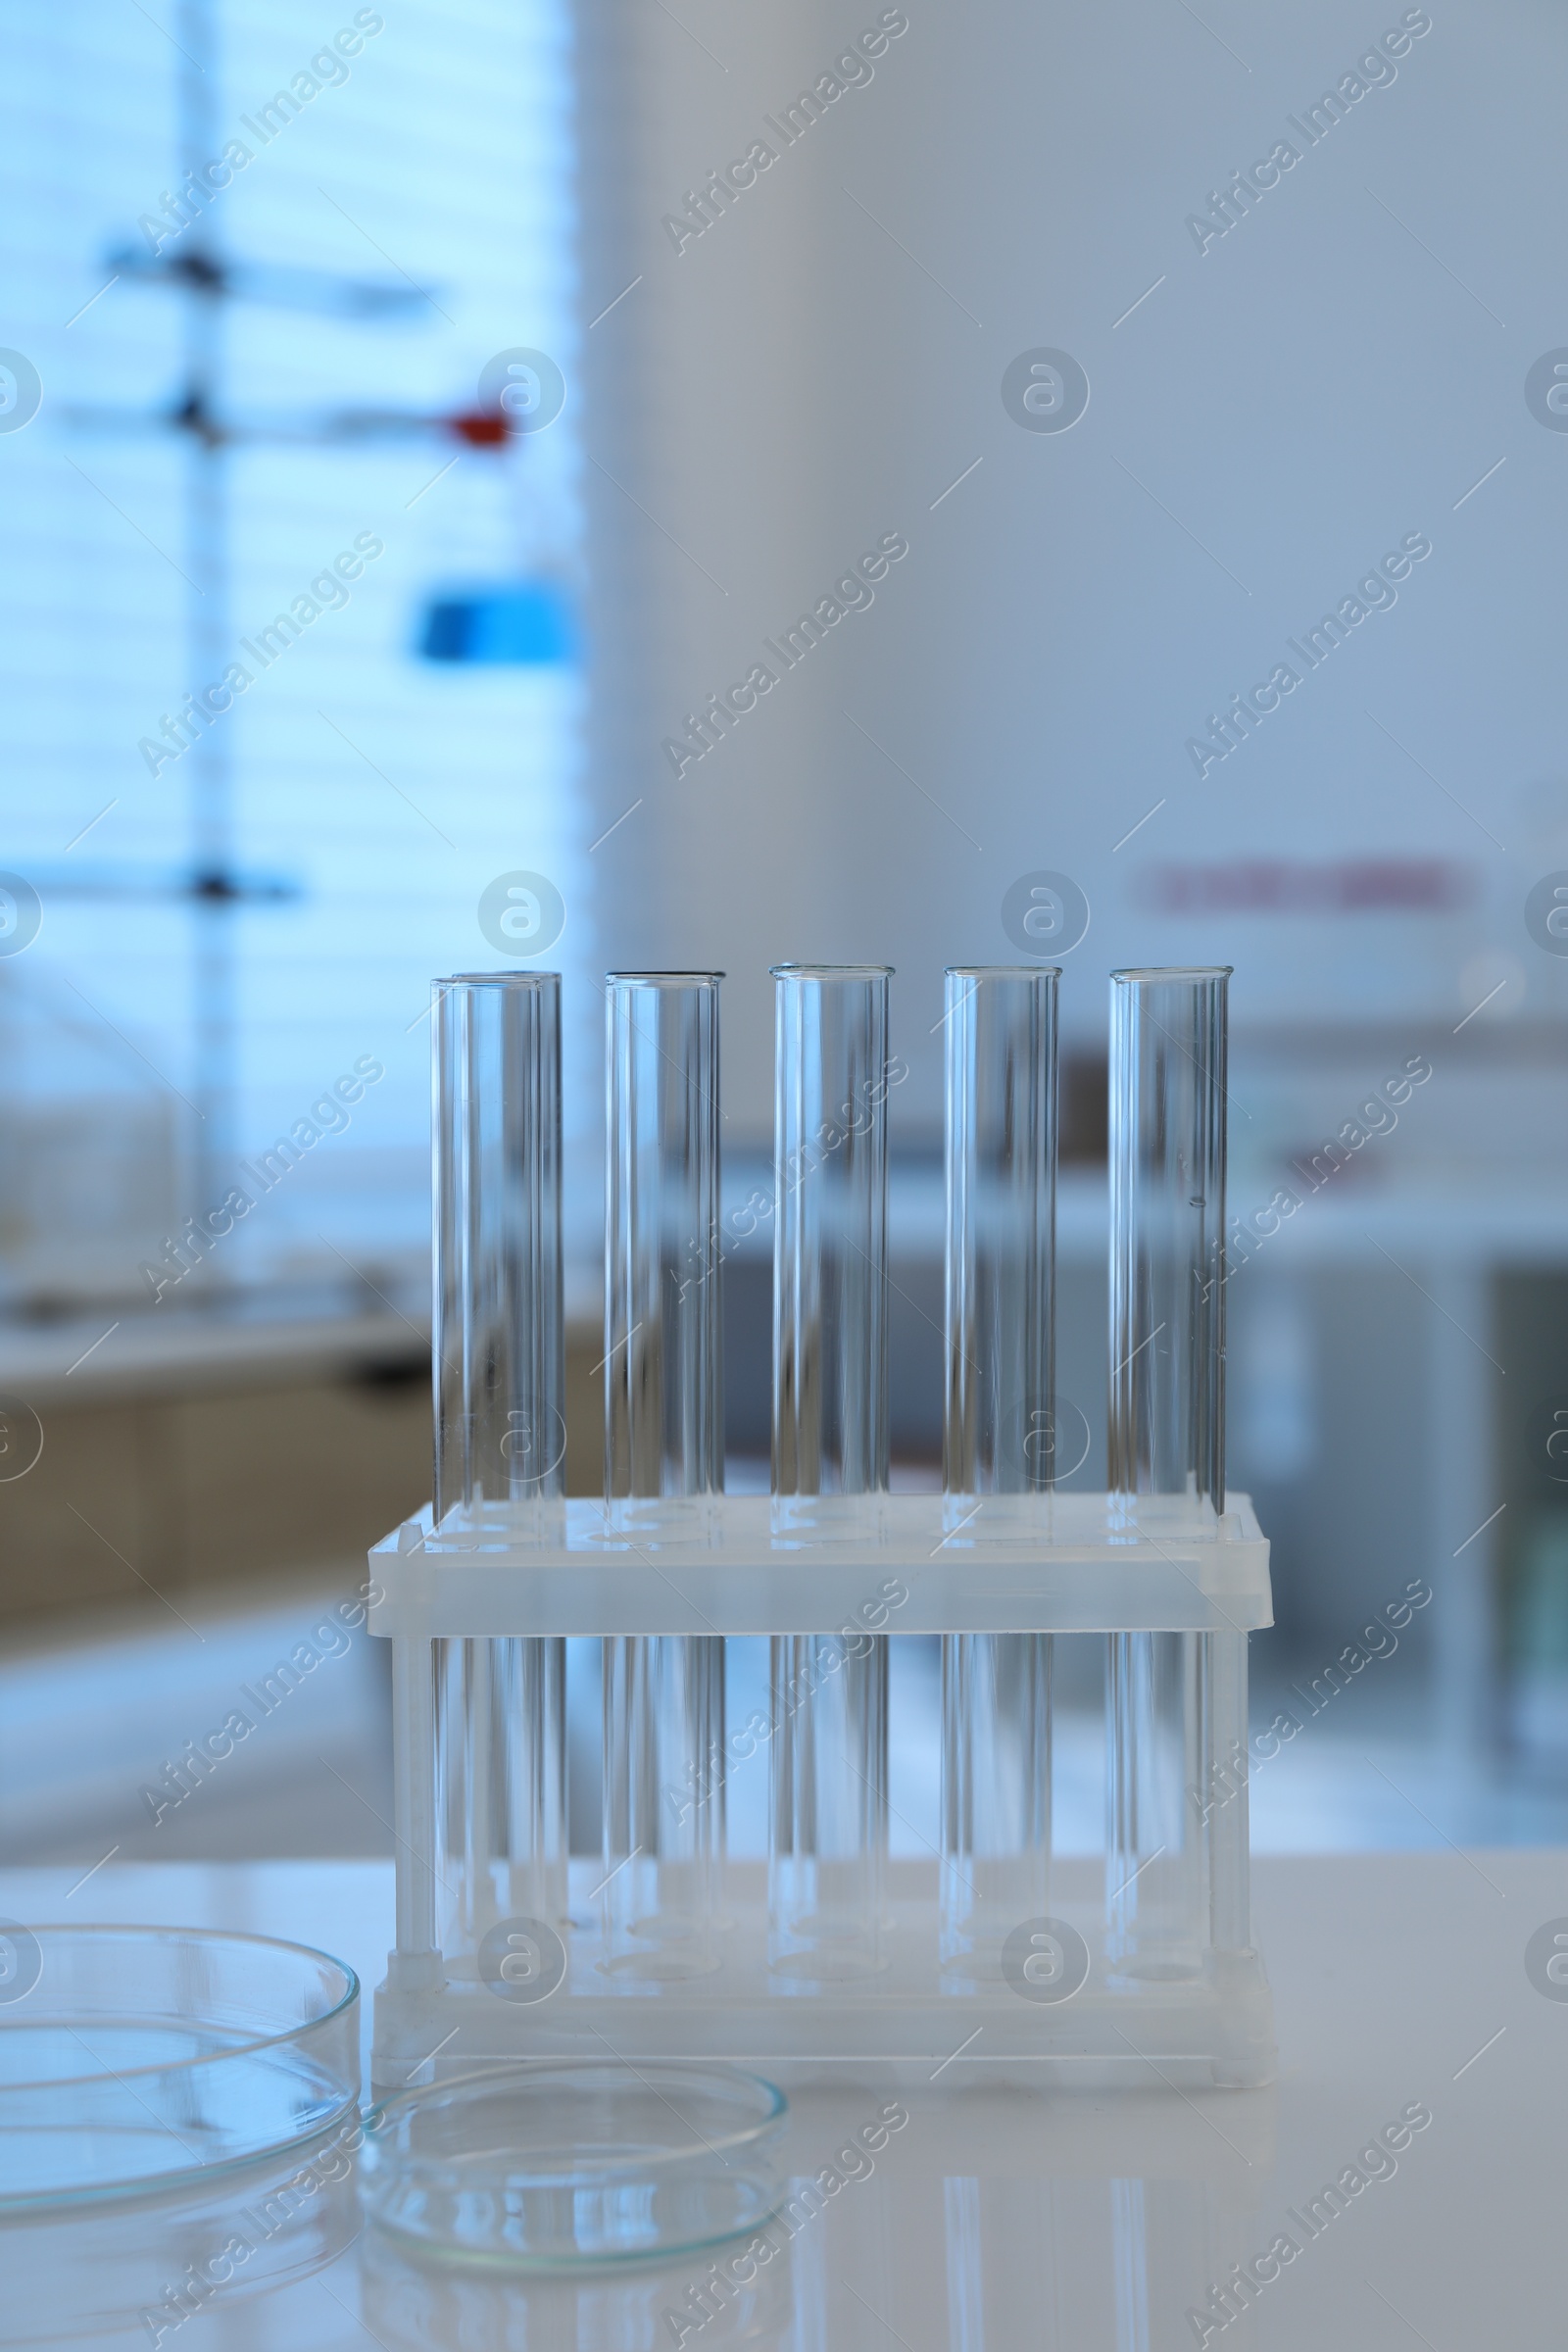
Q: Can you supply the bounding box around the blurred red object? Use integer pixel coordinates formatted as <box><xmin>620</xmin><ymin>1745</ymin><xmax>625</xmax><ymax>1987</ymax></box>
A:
<box><xmin>1141</xmin><ymin>858</ymin><xmax>1476</xmax><ymax>914</ymax></box>
<box><xmin>448</xmin><ymin>410</ymin><xmax>510</xmax><ymax>447</ymax></box>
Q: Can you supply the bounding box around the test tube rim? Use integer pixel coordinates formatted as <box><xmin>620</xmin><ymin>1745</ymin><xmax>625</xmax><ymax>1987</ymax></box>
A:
<box><xmin>437</xmin><ymin>969</ymin><xmax>562</xmax><ymax>988</ymax></box>
<box><xmin>769</xmin><ymin>962</ymin><xmax>895</xmax><ymax>980</ymax></box>
<box><xmin>944</xmin><ymin>963</ymin><xmax>1062</xmax><ymax>981</ymax></box>
<box><xmin>1110</xmin><ymin>964</ymin><xmax>1233</xmax><ymax>984</ymax></box>
<box><xmin>605</xmin><ymin>970</ymin><xmax>725</xmax><ymax>987</ymax></box>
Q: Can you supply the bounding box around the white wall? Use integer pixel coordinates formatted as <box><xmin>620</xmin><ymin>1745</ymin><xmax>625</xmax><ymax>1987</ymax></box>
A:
<box><xmin>575</xmin><ymin>0</ymin><xmax>1568</xmax><ymax>1145</ymax></box>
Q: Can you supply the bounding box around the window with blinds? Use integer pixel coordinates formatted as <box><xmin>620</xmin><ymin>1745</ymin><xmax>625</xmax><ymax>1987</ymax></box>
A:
<box><xmin>0</xmin><ymin>0</ymin><xmax>586</xmax><ymax>1318</ymax></box>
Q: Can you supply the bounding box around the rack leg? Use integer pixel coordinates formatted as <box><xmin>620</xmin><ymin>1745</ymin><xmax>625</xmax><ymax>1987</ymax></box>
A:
<box><xmin>1204</xmin><ymin>1630</ymin><xmax>1251</xmax><ymax>1954</ymax></box>
<box><xmin>391</xmin><ymin>1636</ymin><xmax>442</xmax><ymax>1989</ymax></box>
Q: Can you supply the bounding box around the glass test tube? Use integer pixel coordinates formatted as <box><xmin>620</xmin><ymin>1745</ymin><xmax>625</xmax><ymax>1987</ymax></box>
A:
<box><xmin>940</xmin><ymin>967</ymin><xmax>1058</xmax><ymax>1979</ymax></box>
<box><xmin>769</xmin><ymin>965</ymin><xmax>891</xmax><ymax>1979</ymax></box>
<box><xmin>1105</xmin><ymin>967</ymin><xmax>1229</xmax><ymax>1982</ymax></box>
<box><xmin>431</xmin><ymin>973</ymin><xmax>566</xmax><ymax>1944</ymax></box>
<box><xmin>601</xmin><ymin>974</ymin><xmax>725</xmax><ymax>1977</ymax></box>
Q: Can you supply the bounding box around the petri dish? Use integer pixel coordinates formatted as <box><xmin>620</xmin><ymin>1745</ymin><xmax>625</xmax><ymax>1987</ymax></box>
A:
<box><xmin>1</xmin><ymin>2132</ymin><xmax>361</xmax><ymax>2346</ymax></box>
<box><xmin>360</xmin><ymin>2061</ymin><xmax>787</xmax><ymax>2270</ymax></box>
<box><xmin>0</xmin><ymin>1923</ymin><xmax>359</xmax><ymax>2212</ymax></box>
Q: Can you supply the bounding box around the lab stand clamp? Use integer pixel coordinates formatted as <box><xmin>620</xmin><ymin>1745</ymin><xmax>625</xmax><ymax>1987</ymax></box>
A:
<box><xmin>369</xmin><ymin>963</ymin><xmax>1274</xmax><ymax>2093</ymax></box>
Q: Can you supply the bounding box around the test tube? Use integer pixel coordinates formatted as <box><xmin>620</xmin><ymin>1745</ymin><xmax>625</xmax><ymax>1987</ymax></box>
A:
<box><xmin>431</xmin><ymin>973</ymin><xmax>566</xmax><ymax>1942</ymax></box>
<box><xmin>1105</xmin><ymin>967</ymin><xmax>1229</xmax><ymax>1982</ymax></box>
<box><xmin>940</xmin><ymin>967</ymin><xmax>1058</xmax><ymax>1979</ymax></box>
<box><xmin>434</xmin><ymin>973</ymin><xmax>565</xmax><ymax>1538</ymax></box>
<box><xmin>601</xmin><ymin>974</ymin><xmax>725</xmax><ymax>1977</ymax></box>
<box><xmin>769</xmin><ymin>964</ymin><xmax>891</xmax><ymax>1980</ymax></box>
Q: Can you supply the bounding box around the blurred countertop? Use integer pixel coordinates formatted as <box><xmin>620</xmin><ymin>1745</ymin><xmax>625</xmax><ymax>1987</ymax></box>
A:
<box><xmin>6</xmin><ymin>1164</ymin><xmax>1568</xmax><ymax>1409</ymax></box>
<box><xmin>0</xmin><ymin>1297</ymin><xmax>433</xmax><ymax>1409</ymax></box>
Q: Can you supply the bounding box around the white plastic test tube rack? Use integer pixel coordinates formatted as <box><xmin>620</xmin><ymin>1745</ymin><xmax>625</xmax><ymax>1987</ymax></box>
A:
<box><xmin>369</xmin><ymin>965</ymin><xmax>1274</xmax><ymax>2091</ymax></box>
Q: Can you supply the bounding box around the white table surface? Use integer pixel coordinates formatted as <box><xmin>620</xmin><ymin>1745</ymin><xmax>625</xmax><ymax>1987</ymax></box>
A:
<box><xmin>3</xmin><ymin>1851</ymin><xmax>1562</xmax><ymax>2350</ymax></box>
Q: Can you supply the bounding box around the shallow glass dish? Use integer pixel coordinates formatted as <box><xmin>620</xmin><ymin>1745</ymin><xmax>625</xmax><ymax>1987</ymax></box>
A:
<box><xmin>360</xmin><ymin>2061</ymin><xmax>787</xmax><ymax>2270</ymax></box>
<box><xmin>0</xmin><ymin>1924</ymin><xmax>359</xmax><ymax>2211</ymax></box>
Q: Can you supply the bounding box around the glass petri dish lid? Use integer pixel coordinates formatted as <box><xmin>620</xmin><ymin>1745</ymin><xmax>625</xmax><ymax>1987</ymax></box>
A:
<box><xmin>360</xmin><ymin>2061</ymin><xmax>787</xmax><ymax>2270</ymax></box>
<box><xmin>0</xmin><ymin>1923</ymin><xmax>359</xmax><ymax>2212</ymax></box>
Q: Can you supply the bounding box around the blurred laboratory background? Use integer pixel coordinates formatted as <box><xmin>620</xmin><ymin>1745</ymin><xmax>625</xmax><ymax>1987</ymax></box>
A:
<box><xmin>3</xmin><ymin>0</ymin><xmax>1566</xmax><ymax>1868</ymax></box>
